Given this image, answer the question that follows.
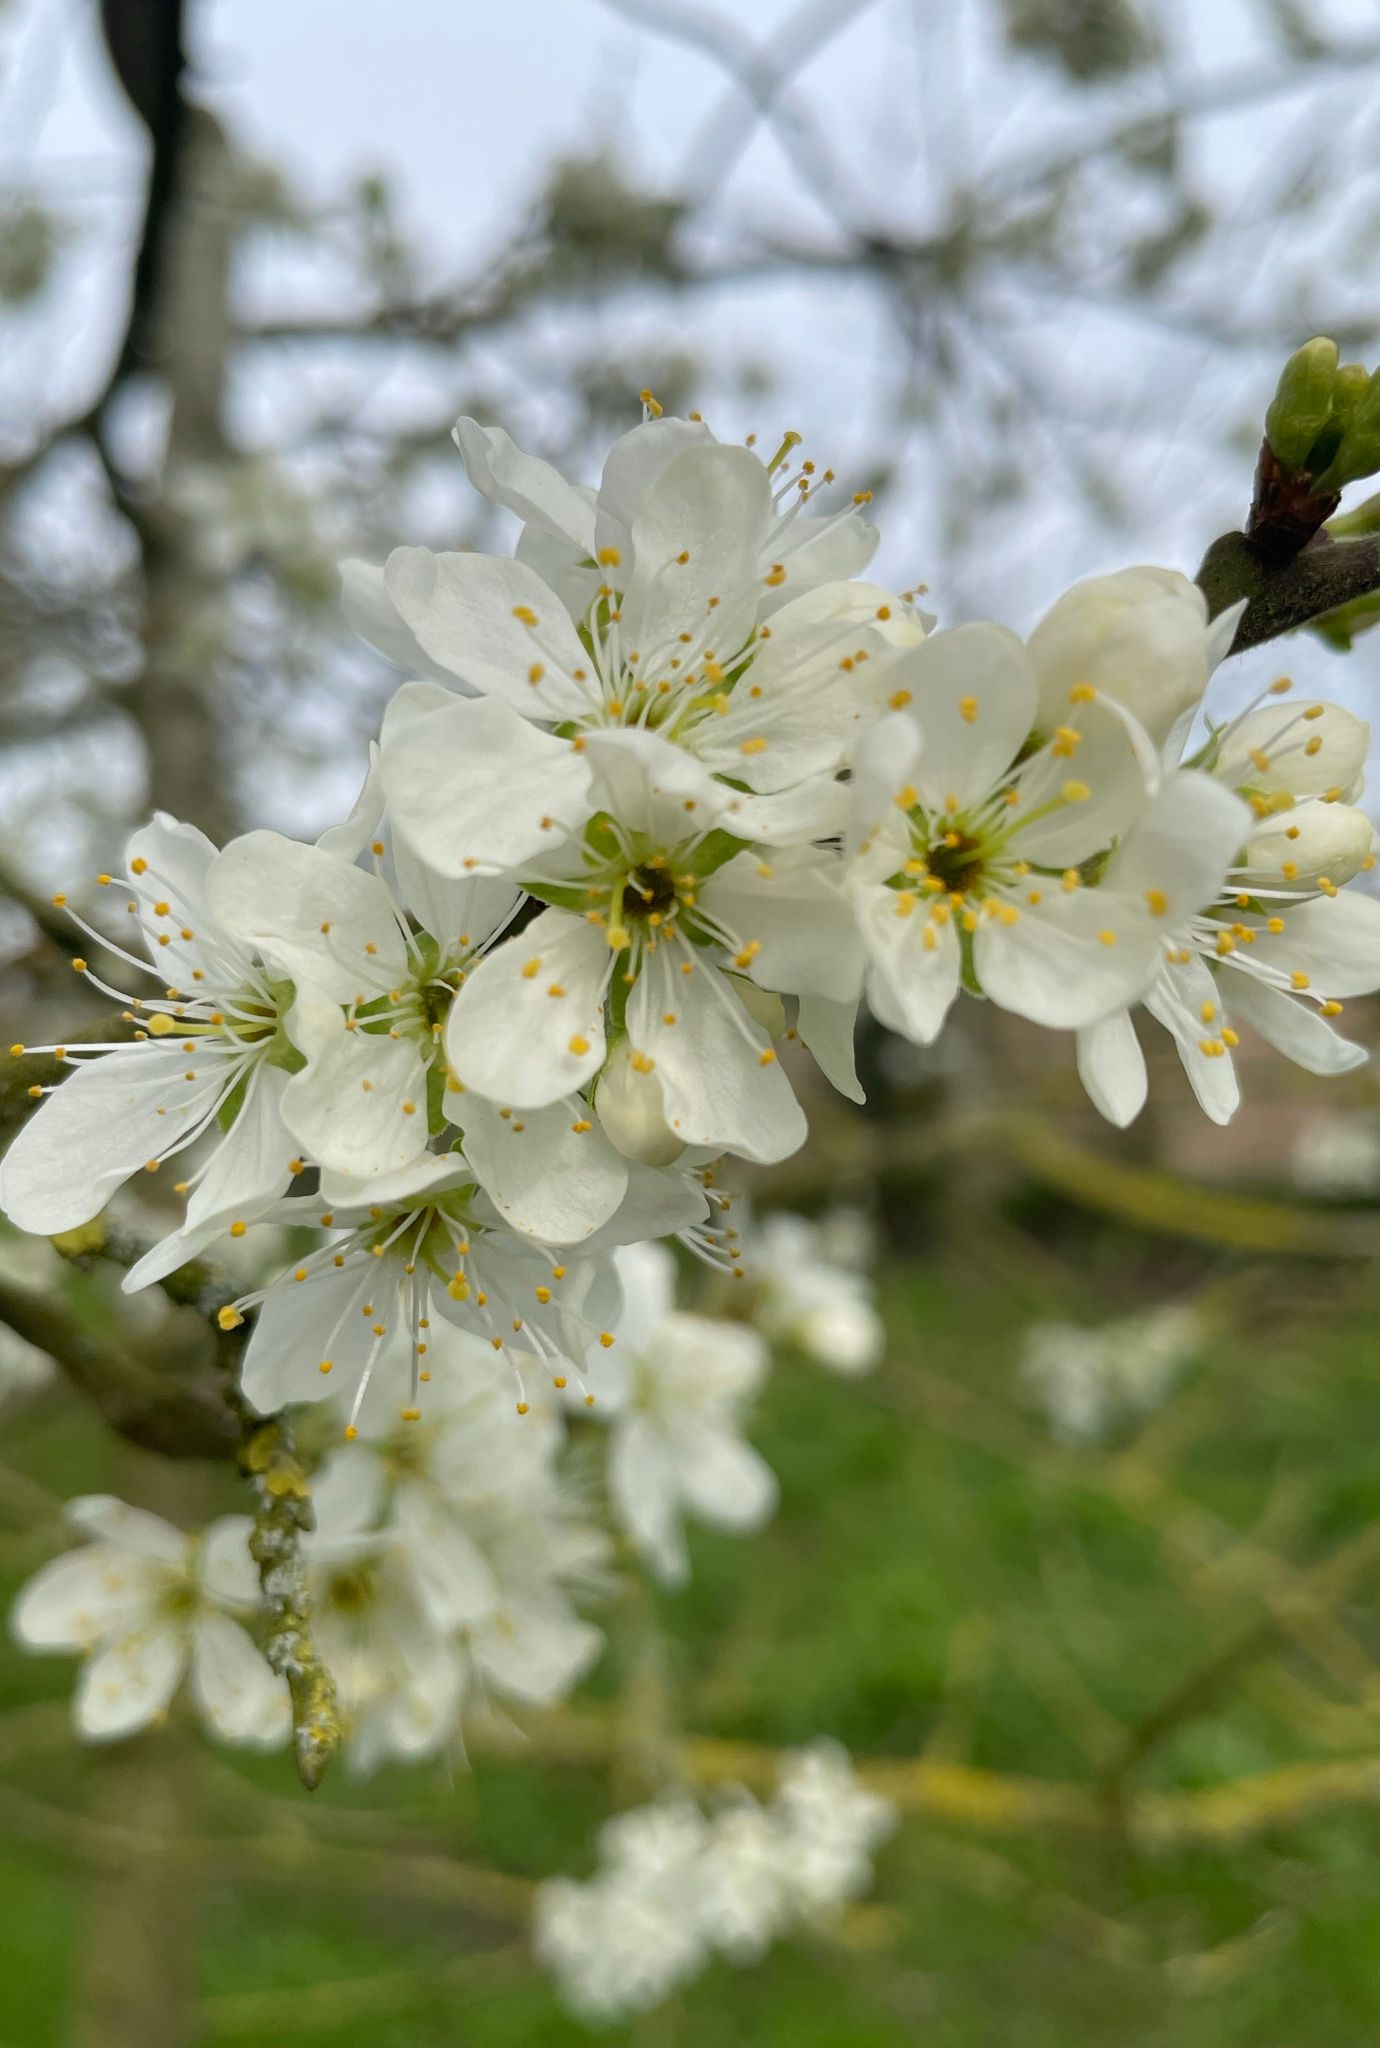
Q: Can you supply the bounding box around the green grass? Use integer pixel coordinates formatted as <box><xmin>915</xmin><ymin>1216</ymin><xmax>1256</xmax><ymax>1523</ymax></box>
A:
<box><xmin>2</xmin><ymin>1242</ymin><xmax>1380</xmax><ymax>2045</ymax></box>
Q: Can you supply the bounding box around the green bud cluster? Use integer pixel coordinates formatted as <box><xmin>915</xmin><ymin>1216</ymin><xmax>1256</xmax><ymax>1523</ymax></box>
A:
<box><xmin>1265</xmin><ymin>337</ymin><xmax>1380</xmax><ymax>491</ymax></box>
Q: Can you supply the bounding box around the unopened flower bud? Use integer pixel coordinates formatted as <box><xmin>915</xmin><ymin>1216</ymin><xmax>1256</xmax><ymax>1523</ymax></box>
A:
<box><xmin>1265</xmin><ymin>336</ymin><xmax>1338</xmax><ymax>472</ymax></box>
<box><xmin>595</xmin><ymin>1040</ymin><xmax>685</xmax><ymax>1168</ymax></box>
<box><xmin>1028</xmin><ymin>568</ymin><xmax>1213</xmax><ymax>746</ymax></box>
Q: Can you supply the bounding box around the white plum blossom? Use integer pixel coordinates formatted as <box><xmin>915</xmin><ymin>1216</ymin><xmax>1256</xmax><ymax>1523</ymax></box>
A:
<box><xmin>225</xmin><ymin>1153</ymin><xmax>627</xmax><ymax>1429</ymax></box>
<box><xmin>748</xmin><ymin>1209</ymin><xmax>885</xmax><ymax>1375</ymax></box>
<box><xmin>594</xmin><ymin>1240</ymin><xmax>777</xmax><ymax>1583</ymax></box>
<box><xmin>1076</xmin><ymin>684</ymin><xmax>1380</xmax><ymax>1128</ymax></box>
<box><xmin>534</xmin><ymin>1741</ymin><xmax>895</xmax><ymax>2021</ymax></box>
<box><xmin>360</xmin><ymin>411</ymin><xmax>925</xmax><ymax>877</ymax></box>
<box><xmin>11</xmin><ymin>1496</ymin><xmax>288</xmax><ymax>1746</ymax></box>
<box><xmin>845</xmin><ymin>626</ymin><xmax>1248</xmax><ymax>1042</ymax></box>
<box><xmin>439</xmin><ymin>732</ymin><xmax>861</xmax><ymax>1166</ymax></box>
<box><xmin>1292</xmin><ymin>1110</ymin><xmax>1380</xmax><ymax>1199</ymax></box>
<box><xmin>326</xmin><ymin>1326</ymin><xmax>608</xmax><ymax>1714</ymax></box>
<box><xmin>2</xmin><ymin>815</ymin><xmax>312</xmax><ymax>1274</ymax></box>
<box><xmin>301</xmin><ymin>1454</ymin><xmax>465</xmax><ymax>1773</ymax></box>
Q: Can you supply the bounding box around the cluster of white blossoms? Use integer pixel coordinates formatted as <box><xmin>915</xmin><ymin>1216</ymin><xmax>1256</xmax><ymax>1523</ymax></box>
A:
<box><xmin>8</xmin><ymin>1225</ymin><xmax>872</xmax><ymax>1772</ymax></box>
<box><xmin>534</xmin><ymin>1741</ymin><xmax>896</xmax><ymax>2022</ymax></box>
<box><xmin>6</xmin><ymin>405</ymin><xmax>1372</xmax><ymax>1435</ymax></box>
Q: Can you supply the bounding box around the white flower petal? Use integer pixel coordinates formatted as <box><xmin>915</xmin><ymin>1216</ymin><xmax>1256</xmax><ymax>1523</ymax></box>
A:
<box><xmin>281</xmin><ymin>1026</ymin><xmax>431</xmax><ymax>1185</ymax></box>
<box><xmin>239</xmin><ymin>1263</ymin><xmax>380</xmax><ymax>1414</ymax></box>
<box><xmin>191</xmin><ymin>1611</ymin><xmax>290</xmax><ymax>1747</ymax></box>
<box><xmin>595</xmin><ymin>415</ymin><xmax>715</xmax><ymax>559</ymax></box>
<box><xmin>1076</xmin><ymin>1011</ymin><xmax>1148</xmax><ymax>1127</ymax></box>
<box><xmin>68</xmin><ymin>1496</ymin><xmax>186</xmax><ymax>1559</ymax></box>
<box><xmin>699</xmin><ymin>849</ymin><xmax>863</xmax><ymax>1003</ymax></box>
<box><xmin>1226</xmin><ymin>972</ymin><xmax>1370</xmax><ymax>1076</ymax></box>
<box><xmin>209</xmin><ymin>832</ymin><xmax>406</xmax><ymax>999</ymax></box>
<box><xmin>123</xmin><ymin>1065</ymin><xmax>298</xmax><ymax>1292</ymax></box>
<box><xmin>795</xmin><ymin>994</ymin><xmax>865</xmax><ymax>1103</ymax></box>
<box><xmin>677</xmin><ymin>1426</ymin><xmax>778</xmax><ymax>1533</ymax></box>
<box><xmin>896</xmin><ymin>624</ymin><xmax>1035</xmax><ymax>812</ymax></box>
<box><xmin>1</xmin><ymin>1046</ymin><xmax>231</xmax><ymax>1236</ymax></box>
<box><xmin>461</xmin><ymin>1093</ymin><xmax>629</xmax><ymax>1243</ymax></box>
<box><xmin>609</xmin><ymin>1417</ymin><xmax>686</xmax><ymax>1582</ymax></box>
<box><xmin>472</xmin><ymin>1595</ymin><xmax>603</xmax><ymax>1704</ymax></box>
<box><xmin>1144</xmin><ymin>957</ymin><xmax>1241</xmax><ymax>1124</ymax></box>
<box><xmin>453</xmin><ymin>417</ymin><xmax>598</xmax><ymax>553</ymax></box>
<box><xmin>974</xmin><ymin>890</ymin><xmax>1162</xmax><ymax>1030</ymax></box>
<box><xmin>384</xmin><ymin>547</ymin><xmax>595</xmax><ymax>717</ymax></box>
<box><xmin>381</xmin><ymin>688</ymin><xmax>592</xmax><ymax>878</ymax></box>
<box><xmin>198</xmin><ymin>1516</ymin><xmax>260</xmax><ymax>1609</ymax></box>
<box><xmin>393</xmin><ymin>1485</ymin><xmax>498</xmax><ymax>1628</ymax></box>
<box><xmin>445</xmin><ymin>908</ymin><xmax>611</xmax><ymax>1109</ymax></box>
<box><xmin>1010</xmin><ymin>700</ymin><xmax>1154</xmax><ymax>868</ymax></box>
<box><xmin>854</xmin><ymin>879</ymin><xmax>961</xmax><ymax>1047</ymax></box>
<box><xmin>1103</xmin><ymin>771</ymin><xmax>1249</xmax><ymax>923</ymax></box>
<box><xmin>12</xmin><ymin>1548</ymin><xmax>161</xmax><ymax>1650</ymax></box>
<box><xmin>339</xmin><ymin>559</ymin><xmax>466</xmax><ymax>686</ymax></box>
<box><xmin>1240</xmin><ymin>891</ymin><xmax>1380</xmax><ymax>999</ymax></box>
<box><xmin>626</xmin><ymin>948</ymin><xmax>807</xmax><ymax>1164</ymax></box>
<box><xmin>621</xmin><ymin>444</ymin><xmax>770</xmax><ymax>679</ymax></box>
<box><xmin>75</xmin><ymin>1625</ymin><xmax>186</xmax><ymax>1741</ymax></box>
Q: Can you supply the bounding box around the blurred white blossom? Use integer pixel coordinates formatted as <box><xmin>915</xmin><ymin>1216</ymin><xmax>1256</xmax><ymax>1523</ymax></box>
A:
<box><xmin>11</xmin><ymin>1496</ymin><xmax>288</xmax><ymax>1747</ymax></box>
<box><xmin>749</xmin><ymin>1208</ymin><xmax>884</xmax><ymax>1375</ymax></box>
<box><xmin>1291</xmin><ymin>1111</ymin><xmax>1380</xmax><ymax>1200</ymax></box>
<box><xmin>595</xmin><ymin>1241</ymin><xmax>777</xmax><ymax>1583</ymax></box>
<box><xmin>535</xmin><ymin>1741</ymin><xmax>895</xmax><ymax>2021</ymax></box>
<box><xmin>1019</xmin><ymin>1306</ymin><xmax>1200</xmax><ymax>1443</ymax></box>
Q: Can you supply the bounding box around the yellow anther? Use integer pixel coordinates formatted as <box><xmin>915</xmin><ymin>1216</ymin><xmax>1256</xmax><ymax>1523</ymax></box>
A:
<box><xmin>217</xmin><ymin>1307</ymin><xmax>244</xmax><ymax>1331</ymax></box>
<box><xmin>639</xmin><ymin>388</ymin><xmax>663</xmax><ymax>417</ymax></box>
<box><xmin>130</xmin><ymin>857</ymin><xmax>148</xmax><ymax>875</ymax></box>
<box><xmin>1098</xmin><ymin>929</ymin><xmax>1117</xmax><ymax>947</ymax></box>
<box><xmin>1322</xmin><ymin>1000</ymin><xmax>1344</xmax><ymax>1016</ymax></box>
<box><xmin>1068</xmin><ymin>683</ymin><xmax>1096</xmax><ymax>703</ymax></box>
<box><xmin>1062</xmin><ymin>780</ymin><xmax>1090</xmax><ymax>803</ymax></box>
<box><xmin>147</xmin><ymin>1013</ymin><xmax>178</xmax><ymax>1036</ymax></box>
<box><xmin>758</xmin><ymin>1048</ymin><xmax>776</xmax><ymax>1065</ymax></box>
<box><xmin>521</xmin><ymin>957</ymin><xmax>541</xmax><ymax>979</ymax></box>
<box><xmin>959</xmin><ymin>696</ymin><xmax>978</xmax><ymax>724</ymax></box>
<box><xmin>512</xmin><ymin>604</ymin><xmax>539</xmax><ymax>626</ymax></box>
<box><xmin>740</xmin><ymin>737</ymin><xmax>768</xmax><ymax>755</ymax></box>
<box><xmin>1291</xmin><ymin>970</ymin><xmax>1310</xmax><ymax>990</ymax></box>
<box><xmin>1144</xmin><ymin>889</ymin><xmax>1168</xmax><ymax>917</ymax></box>
<box><xmin>598</xmin><ymin>546</ymin><xmax>622</xmax><ymax>567</ymax></box>
<box><xmin>568</xmin><ymin>1035</ymin><xmax>590</xmax><ymax>1055</ymax></box>
<box><xmin>600</xmin><ymin>1331</ymin><xmax>616</xmax><ymax>1348</ymax></box>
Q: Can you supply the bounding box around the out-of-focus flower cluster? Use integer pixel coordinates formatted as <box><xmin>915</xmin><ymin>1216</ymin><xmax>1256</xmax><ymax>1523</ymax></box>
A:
<box><xmin>534</xmin><ymin>1741</ymin><xmax>896</xmax><ymax>2021</ymax></box>
<box><xmin>1020</xmin><ymin>1305</ymin><xmax>1202</xmax><ymax>1443</ymax></box>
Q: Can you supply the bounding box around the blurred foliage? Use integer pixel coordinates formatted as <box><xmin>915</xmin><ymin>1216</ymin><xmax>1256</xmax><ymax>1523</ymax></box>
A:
<box><xmin>1000</xmin><ymin>0</ymin><xmax>1157</xmax><ymax>80</ymax></box>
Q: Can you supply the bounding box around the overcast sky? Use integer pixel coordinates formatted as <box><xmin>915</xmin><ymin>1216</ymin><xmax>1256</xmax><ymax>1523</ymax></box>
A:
<box><xmin>3</xmin><ymin>0</ymin><xmax>1379</xmax><ymax>820</ymax></box>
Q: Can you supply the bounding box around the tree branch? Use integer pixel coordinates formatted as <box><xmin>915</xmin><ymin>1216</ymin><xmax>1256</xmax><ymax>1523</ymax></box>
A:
<box><xmin>1195</xmin><ymin>526</ymin><xmax>1380</xmax><ymax>654</ymax></box>
<box><xmin>0</xmin><ymin>1266</ymin><xmax>237</xmax><ymax>1459</ymax></box>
